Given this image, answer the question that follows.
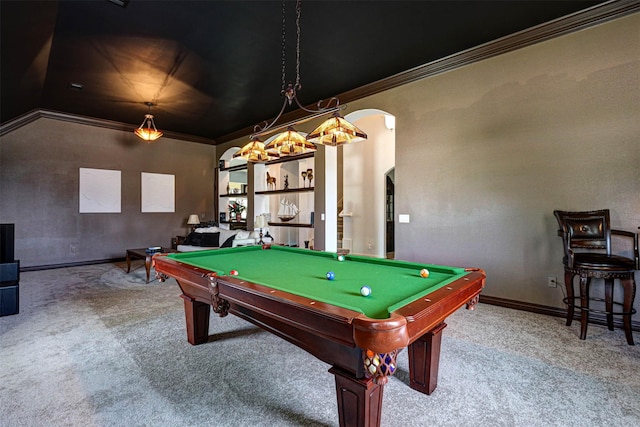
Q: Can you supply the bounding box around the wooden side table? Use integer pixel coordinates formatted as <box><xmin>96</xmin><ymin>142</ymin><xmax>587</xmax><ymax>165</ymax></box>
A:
<box><xmin>171</xmin><ymin>236</ymin><xmax>186</xmax><ymax>249</ymax></box>
<box><xmin>126</xmin><ymin>248</ymin><xmax>177</xmax><ymax>283</ymax></box>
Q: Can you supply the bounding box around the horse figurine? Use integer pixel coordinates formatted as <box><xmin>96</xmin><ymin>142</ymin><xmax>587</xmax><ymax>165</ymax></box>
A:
<box><xmin>266</xmin><ymin>171</ymin><xmax>276</xmax><ymax>190</ymax></box>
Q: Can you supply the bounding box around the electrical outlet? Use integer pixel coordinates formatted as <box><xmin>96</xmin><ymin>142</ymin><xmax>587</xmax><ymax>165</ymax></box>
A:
<box><xmin>547</xmin><ymin>276</ymin><xmax>557</xmax><ymax>288</ymax></box>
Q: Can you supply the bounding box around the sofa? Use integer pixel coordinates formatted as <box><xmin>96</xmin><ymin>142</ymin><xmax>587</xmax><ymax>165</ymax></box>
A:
<box><xmin>177</xmin><ymin>226</ymin><xmax>259</xmax><ymax>252</ymax></box>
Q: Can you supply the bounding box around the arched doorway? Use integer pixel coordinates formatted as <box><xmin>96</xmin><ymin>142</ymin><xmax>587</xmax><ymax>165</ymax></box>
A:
<box><xmin>340</xmin><ymin>109</ymin><xmax>395</xmax><ymax>258</ymax></box>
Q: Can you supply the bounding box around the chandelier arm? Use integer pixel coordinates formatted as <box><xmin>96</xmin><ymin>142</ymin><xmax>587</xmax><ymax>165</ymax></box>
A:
<box><xmin>293</xmin><ymin>95</ymin><xmax>341</xmax><ymax>114</ymax></box>
<box><xmin>251</xmin><ymin>97</ymin><xmax>291</xmax><ymax>137</ymax></box>
<box><xmin>252</xmin><ymin>105</ymin><xmax>342</xmax><ymax>139</ymax></box>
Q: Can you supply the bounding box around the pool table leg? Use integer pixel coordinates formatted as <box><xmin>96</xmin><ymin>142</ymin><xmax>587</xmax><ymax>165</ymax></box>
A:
<box><xmin>407</xmin><ymin>322</ymin><xmax>446</xmax><ymax>395</ymax></box>
<box><xmin>330</xmin><ymin>366</ymin><xmax>384</xmax><ymax>427</ymax></box>
<box><xmin>180</xmin><ymin>294</ymin><xmax>211</xmax><ymax>345</ymax></box>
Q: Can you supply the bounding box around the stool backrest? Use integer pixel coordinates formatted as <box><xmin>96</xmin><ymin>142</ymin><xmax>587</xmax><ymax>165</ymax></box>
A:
<box><xmin>554</xmin><ymin>209</ymin><xmax>611</xmax><ymax>257</ymax></box>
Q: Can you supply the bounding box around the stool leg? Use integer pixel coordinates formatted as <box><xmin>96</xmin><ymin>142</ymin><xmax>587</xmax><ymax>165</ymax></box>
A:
<box><xmin>579</xmin><ymin>275</ymin><xmax>590</xmax><ymax>340</ymax></box>
<box><xmin>564</xmin><ymin>271</ymin><xmax>575</xmax><ymax>326</ymax></box>
<box><xmin>604</xmin><ymin>278</ymin><xmax>614</xmax><ymax>331</ymax></box>
<box><xmin>621</xmin><ymin>277</ymin><xmax>635</xmax><ymax>346</ymax></box>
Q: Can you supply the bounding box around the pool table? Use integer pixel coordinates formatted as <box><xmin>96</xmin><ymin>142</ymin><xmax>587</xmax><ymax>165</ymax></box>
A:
<box><xmin>154</xmin><ymin>245</ymin><xmax>485</xmax><ymax>427</ymax></box>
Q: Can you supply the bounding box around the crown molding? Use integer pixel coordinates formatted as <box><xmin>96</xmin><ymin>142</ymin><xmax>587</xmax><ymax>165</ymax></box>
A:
<box><xmin>216</xmin><ymin>0</ymin><xmax>639</xmax><ymax>144</ymax></box>
<box><xmin>0</xmin><ymin>109</ymin><xmax>217</xmax><ymax>144</ymax></box>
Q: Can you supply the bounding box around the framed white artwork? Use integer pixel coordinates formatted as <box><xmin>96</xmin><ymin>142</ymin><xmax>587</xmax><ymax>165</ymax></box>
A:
<box><xmin>141</xmin><ymin>172</ymin><xmax>175</xmax><ymax>213</ymax></box>
<box><xmin>79</xmin><ymin>168</ymin><xmax>121</xmax><ymax>213</ymax></box>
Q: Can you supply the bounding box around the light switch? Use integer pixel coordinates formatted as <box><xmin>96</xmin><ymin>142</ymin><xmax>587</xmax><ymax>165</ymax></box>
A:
<box><xmin>399</xmin><ymin>214</ymin><xmax>410</xmax><ymax>223</ymax></box>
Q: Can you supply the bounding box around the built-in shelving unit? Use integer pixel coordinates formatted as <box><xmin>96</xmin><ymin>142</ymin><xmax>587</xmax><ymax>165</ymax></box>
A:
<box><xmin>218</xmin><ymin>157</ymin><xmax>248</xmax><ymax>224</ymax></box>
<box><xmin>216</xmin><ymin>150</ymin><xmax>316</xmax><ymax>247</ymax></box>
<box><xmin>253</xmin><ymin>152</ymin><xmax>315</xmax><ymax>247</ymax></box>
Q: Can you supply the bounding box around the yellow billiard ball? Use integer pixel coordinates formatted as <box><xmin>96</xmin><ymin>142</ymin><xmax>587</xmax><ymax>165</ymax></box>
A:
<box><xmin>420</xmin><ymin>268</ymin><xmax>429</xmax><ymax>278</ymax></box>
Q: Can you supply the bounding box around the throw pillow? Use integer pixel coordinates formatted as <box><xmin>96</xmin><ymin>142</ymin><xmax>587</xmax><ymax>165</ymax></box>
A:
<box><xmin>184</xmin><ymin>231</ymin><xmax>203</xmax><ymax>246</ymax></box>
<box><xmin>221</xmin><ymin>234</ymin><xmax>236</xmax><ymax>248</ymax></box>
<box><xmin>200</xmin><ymin>232</ymin><xmax>220</xmax><ymax>247</ymax></box>
<box><xmin>236</xmin><ymin>230</ymin><xmax>250</xmax><ymax>239</ymax></box>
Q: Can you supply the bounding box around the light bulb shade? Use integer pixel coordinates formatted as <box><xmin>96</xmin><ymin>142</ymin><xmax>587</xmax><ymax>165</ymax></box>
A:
<box><xmin>255</xmin><ymin>215</ymin><xmax>268</xmax><ymax>228</ymax></box>
<box><xmin>135</xmin><ymin>113</ymin><xmax>163</xmax><ymax>141</ymax></box>
<box><xmin>187</xmin><ymin>214</ymin><xmax>200</xmax><ymax>225</ymax></box>
<box><xmin>264</xmin><ymin>127</ymin><xmax>316</xmax><ymax>156</ymax></box>
<box><xmin>306</xmin><ymin>113</ymin><xmax>367</xmax><ymax>146</ymax></box>
<box><xmin>234</xmin><ymin>137</ymin><xmax>279</xmax><ymax>162</ymax></box>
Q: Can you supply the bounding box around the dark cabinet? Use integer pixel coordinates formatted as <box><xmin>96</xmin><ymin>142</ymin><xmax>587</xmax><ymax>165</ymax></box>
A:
<box><xmin>0</xmin><ymin>260</ymin><xmax>19</xmax><ymax>316</ymax></box>
<box><xmin>1</xmin><ymin>224</ymin><xmax>19</xmax><ymax>316</ymax></box>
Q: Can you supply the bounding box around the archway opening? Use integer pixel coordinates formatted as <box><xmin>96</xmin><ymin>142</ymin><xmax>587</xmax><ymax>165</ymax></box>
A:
<box><xmin>339</xmin><ymin>109</ymin><xmax>396</xmax><ymax>258</ymax></box>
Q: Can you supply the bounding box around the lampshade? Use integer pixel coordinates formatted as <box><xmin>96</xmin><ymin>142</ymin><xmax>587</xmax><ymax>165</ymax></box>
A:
<box><xmin>187</xmin><ymin>214</ymin><xmax>200</xmax><ymax>225</ymax></box>
<box><xmin>135</xmin><ymin>102</ymin><xmax>163</xmax><ymax>142</ymax></box>
<box><xmin>264</xmin><ymin>127</ymin><xmax>316</xmax><ymax>156</ymax></box>
<box><xmin>234</xmin><ymin>137</ymin><xmax>279</xmax><ymax>162</ymax></box>
<box><xmin>306</xmin><ymin>113</ymin><xmax>367</xmax><ymax>146</ymax></box>
<box><xmin>255</xmin><ymin>215</ymin><xmax>268</xmax><ymax>229</ymax></box>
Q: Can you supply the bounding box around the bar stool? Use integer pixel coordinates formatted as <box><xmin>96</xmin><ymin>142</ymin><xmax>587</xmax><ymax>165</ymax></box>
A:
<box><xmin>554</xmin><ymin>209</ymin><xmax>638</xmax><ymax>345</ymax></box>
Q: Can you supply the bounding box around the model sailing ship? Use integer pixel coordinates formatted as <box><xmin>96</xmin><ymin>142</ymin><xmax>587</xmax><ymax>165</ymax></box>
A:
<box><xmin>278</xmin><ymin>198</ymin><xmax>299</xmax><ymax>222</ymax></box>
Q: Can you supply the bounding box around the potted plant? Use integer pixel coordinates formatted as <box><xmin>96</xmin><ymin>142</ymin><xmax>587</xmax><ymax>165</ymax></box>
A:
<box><xmin>228</xmin><ymin>201</ymin><xmax>245</xmax><ymax>221</ymax></box>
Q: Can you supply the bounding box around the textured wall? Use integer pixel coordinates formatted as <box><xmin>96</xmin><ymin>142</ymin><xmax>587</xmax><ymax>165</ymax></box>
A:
<box><xmin>348</xmin><ymin>13</ymin><xmax>640</xmax><ymax>311</ymax></box>
<box><xmin>0</xmin><ymin>118</ymin><xmax>216</xmax><ymax>268</ymax></box>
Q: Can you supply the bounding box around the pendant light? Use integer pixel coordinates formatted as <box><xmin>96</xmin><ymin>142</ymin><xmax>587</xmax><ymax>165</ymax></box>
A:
<box><xmin>236</xmin><ymin>0</ymin><xmax>366</xmax><ymax>162</ymax></box>
<box><xmin>134</xmin><ymin>102</ymin><xmax>163</xmax><ymax>142</ymax></box>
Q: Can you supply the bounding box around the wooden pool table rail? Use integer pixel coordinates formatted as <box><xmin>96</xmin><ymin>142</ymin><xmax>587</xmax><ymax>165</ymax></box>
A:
<box><xmin>154</xmin><ymin>254</ymin><xmax>485</xmax><ymax>427</ymax></box>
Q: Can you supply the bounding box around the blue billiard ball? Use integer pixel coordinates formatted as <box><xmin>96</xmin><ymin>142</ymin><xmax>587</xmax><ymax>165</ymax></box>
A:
<box><xmin>326</xmin><ymin>271</ymin><xmax>335</xmax><ymax>280</ymax></box>
<box><xmin>360</xmin><ymin>286</ymin><xmax>371</xmax><ymax>297</ymax></box>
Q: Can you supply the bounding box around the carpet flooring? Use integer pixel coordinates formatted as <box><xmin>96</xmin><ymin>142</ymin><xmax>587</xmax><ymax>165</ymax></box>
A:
<box><xmin>1</xmin><ymin>262</ymin><xmax>639</xmax><ymax>426</ymax></box>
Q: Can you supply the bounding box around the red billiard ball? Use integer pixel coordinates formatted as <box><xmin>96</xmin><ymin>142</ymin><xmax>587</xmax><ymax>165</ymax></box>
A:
<box><xmin>229</xmin><ymin>270</ymin><xmax>239</xmax><ymax>276</ymax></box>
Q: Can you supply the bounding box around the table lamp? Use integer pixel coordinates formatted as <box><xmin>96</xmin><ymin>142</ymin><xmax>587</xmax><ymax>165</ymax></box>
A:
<box><xmin>255</xmin><ymin>215</ymin><xmax>268</xmax><ymax>244</ymax></box>
<box><xmin>187</xmin><ymin>214</ymin><xmax>200</xmax><ymax>232</ymax></box>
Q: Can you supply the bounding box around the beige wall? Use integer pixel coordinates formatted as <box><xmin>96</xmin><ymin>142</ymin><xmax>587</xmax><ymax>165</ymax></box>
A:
<box><xmin>346</xmin><ymin>13</ymin><xmax>640</xmax><ymax>310</ymax></box>
<box><xmin>0</xmin><ymin>118</ymin><xmax>216</xmax><ymax>267</ymax></box>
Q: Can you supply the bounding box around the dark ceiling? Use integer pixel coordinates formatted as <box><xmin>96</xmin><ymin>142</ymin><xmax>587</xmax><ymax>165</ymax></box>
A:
<box><xmin>1</xmin><ymin>0</ymin><xmax>606</xmax><ymax>144</ymax></box>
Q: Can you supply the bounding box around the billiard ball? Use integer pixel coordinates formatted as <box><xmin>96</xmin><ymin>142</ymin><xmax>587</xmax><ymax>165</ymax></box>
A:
<box><xmin>420</xmin><ymin>268</ymin><xmax>429</xmax><ymax>278</ymax></box>
<box><xmin>337</xmin><ymin>255</ymin><xmax>345</xmax><ymax>262</ymax></box>
<box><xmin>229</xmin><ymin>270</ymin><xmax>239</xmax><ymax>276</ymax></box>
<box><xmin>360</xmin><ymin>286</ymin><xmax>371</xmax><ymax>297</ymax></box>
<box><xmin>326</xmin><ymin>271</ymin><xmax>335</xmax><ymax>280</ymax></box>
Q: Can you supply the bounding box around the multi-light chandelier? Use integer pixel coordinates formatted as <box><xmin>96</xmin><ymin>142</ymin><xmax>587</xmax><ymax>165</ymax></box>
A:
<box><xmin>234</xmin><ymin>0</ymin><xmax>366</xmax><ymax>163</ymax></box>
<box><xmin>134</xmin><ymin>102</ymin><xmax>163</xmax><ymax>142</ymax></box>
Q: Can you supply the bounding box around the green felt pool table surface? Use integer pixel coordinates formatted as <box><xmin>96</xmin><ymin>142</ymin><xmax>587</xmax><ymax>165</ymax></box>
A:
<box><xmin>167</xmin><ymin>245</ymin><xmax>468</xmax><ymax>319</ymax></box>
